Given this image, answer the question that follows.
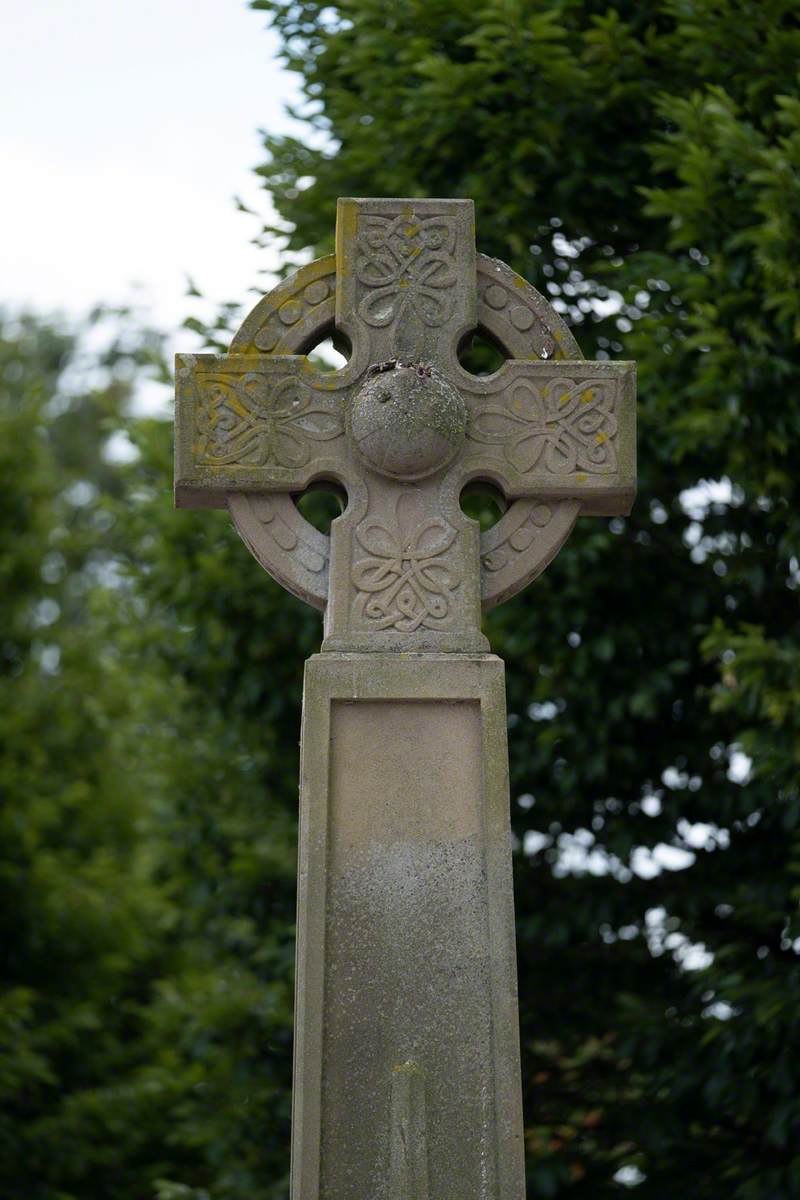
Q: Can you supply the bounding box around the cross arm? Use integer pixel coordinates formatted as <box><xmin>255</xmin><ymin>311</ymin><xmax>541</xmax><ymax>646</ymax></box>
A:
<box><xmin>174</xmin><ymin>353</ymin><xmax>350</xmax><ymax>509</ymax></box>
<box><xmin>459</xmin><ymin>359</ymin><xmax>636</xmax><ymax>516</ymax></box>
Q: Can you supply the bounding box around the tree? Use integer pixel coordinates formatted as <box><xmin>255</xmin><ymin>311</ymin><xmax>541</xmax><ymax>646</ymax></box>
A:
<box><xmin>235</xmin><ymin>1</ymin><xmax>799</xmax><ymax>1194</ymax></box>
<box><xmin>0</xmin><ymin>311</ymin><xmax>182</xmax><ymax>1197</ymax></box>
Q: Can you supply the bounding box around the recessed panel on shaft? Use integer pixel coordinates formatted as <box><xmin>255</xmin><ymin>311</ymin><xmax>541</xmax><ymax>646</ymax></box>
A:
<box><xmin>293</xmin><ymin>656</ymin><xmax>525</xmax><ymax>1200</ymax></box>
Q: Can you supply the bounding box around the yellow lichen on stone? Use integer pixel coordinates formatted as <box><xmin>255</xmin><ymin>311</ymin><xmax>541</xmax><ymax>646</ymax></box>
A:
<box><xmin>294</xmin><ymin>261</ymin><xmax>322</xmax><ymax>287</ymax></box>
<box><xmin>336</xmin><ymin>200</ymin><xmax>358</xmax><ymax>278</ymax></box>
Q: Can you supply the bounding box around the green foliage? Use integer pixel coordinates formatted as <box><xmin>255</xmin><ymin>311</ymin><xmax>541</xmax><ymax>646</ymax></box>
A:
<box><xmin>0</xmin><ymin>313</ymin><xmax>175</xmax><ymax>1196</ymax></box>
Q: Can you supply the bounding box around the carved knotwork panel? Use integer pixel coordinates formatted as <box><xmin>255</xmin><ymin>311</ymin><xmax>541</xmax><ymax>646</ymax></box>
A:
<box><xmin>175</xmin><ymin>354</ymin><xmax>351</xmax><ymax>500</ymax></box>
<box><xmin>352</xmin><ymin>490</ymin><xmax>461</xmax><ymax>634</ymax></box>
<box><xmin>468</xmin><ymin>375</ymin><xmax>620</xmax><ymax>476</ymax></box>
<box><xmin>335</xmin><ymin>199</ymin><xmax>477</xmax><ymax>369</ymax></box>
<box><xmin>458</xmin><ymin>360</ymin><xmax>635</xmax><ymax>513</ymax></box>
<box><xmin>196</xmin><ymin>372</ymin><xmax>343</xmax><ymax>469</ymax></box>
<box><xmin>354</xmin><ymin>211</ymin><xmax>459</xmax><ymax>331</ymax></box>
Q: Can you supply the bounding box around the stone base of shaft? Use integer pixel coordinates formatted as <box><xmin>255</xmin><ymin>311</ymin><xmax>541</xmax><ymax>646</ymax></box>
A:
<box><xmin>292</xmin><ymin>653</ymin><xmax>525</xmax><ymax>1200</ymax></box>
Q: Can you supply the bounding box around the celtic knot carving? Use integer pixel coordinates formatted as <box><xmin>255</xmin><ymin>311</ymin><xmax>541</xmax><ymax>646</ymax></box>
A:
<box><xmin>355</xmin><ymin>212</ymin><xmax>457</xmax><ymax>329</ymax></box>
<box><xmin>468</xmin><ymin>378</ymin><xmax>618</xmax><ymax>475</ymax></box>
<box><xmin>353</xmin><ymin>492</ymin><xmax>460</xmax><ymax>632</ymax></box>
<box><xmin>195</xmin><ymin>373</ymin><xmax>343</xmax><ymax>469</ymax></box>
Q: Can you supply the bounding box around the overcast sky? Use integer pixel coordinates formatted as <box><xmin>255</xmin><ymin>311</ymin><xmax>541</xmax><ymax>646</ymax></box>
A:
<box><xmin>1</xmin><ymin>0</ymin><xmax>302</xmax><ymax>330</ymax></box>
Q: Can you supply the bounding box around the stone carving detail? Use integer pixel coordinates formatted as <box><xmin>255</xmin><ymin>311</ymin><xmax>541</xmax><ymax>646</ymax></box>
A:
<box><xmin>227</xmin><ymin>493</ymin><xmax>330</xmax><ymax>612</ymax></box>
<box><xmin>481</xmin><ymin>503</ymin><xmax>553</xmax><ymax>574</ymax></box>
<box><xmin>221</xmin><ymin>252</ymin><xmax>586</xmax><ymax>613</ymax></box>
<box><xmin>351</xmin><ymin>364</ymin><xmax>467</xmax><ymax>481</ymax></box>
<box><xmin>249</xmin><ymin>496</ymin><xmax>329</xmax><ymax>575</ymax></box>
<box><xmin>356</xmin><ymin>212</ymin><xmax>457</xmax><ymax>329</ymax></box>
<box><xmin>253</xmin><ymin>276</ymin><xmax>332</xmax><ymax>353</ymax></box>
<box><xmin>479</xmin><ymin>278</ymin><xmax>557</xmax><ymax>358</ymax></box>
<box><xmin>177</xmin><ymin>228</ymin><xmax>632</xmax><ymax>629</ymax></box>
<box><xmin>196</xmin><ymin>373</ymin><xmax>343</xmax><ymax>469</ymax></box>
<box><xmin>353</xmin><ymin>492</ymin><xmax>460</xmax><ymax>633</ymax></box>
<box><xmin>468</xmin><ymin>377</ymin><xmax>618</xmax><ymax>475</ymax></box>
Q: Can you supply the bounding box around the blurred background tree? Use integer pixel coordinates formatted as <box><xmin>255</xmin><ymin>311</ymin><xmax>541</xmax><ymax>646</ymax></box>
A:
<box><xmin>1</xmin><ymin>0</ymin><xmax>799</xmax><ymax>1197</ymax></box>
<box><xmin>0</xmin><ymin>312</ymin><xmax>178</xmax><ymax>1194</ymax></box>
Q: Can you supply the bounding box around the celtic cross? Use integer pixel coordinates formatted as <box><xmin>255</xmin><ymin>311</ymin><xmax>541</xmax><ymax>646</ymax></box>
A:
<box><xmin>175</xmin><ymin>198</ymin><xmax>635</xmax><ymax>651</ymax></box>
<box><xmin>174</xmin><ymin>198</ymin><xmax>636</xmax><ymax>1200</ymax></box>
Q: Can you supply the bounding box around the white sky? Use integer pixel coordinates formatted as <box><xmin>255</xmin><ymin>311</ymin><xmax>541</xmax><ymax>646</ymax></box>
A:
<box><xmin>1</xmin><ymin>0</ymin><xmax>303</xmax><ymax>331</ymax></box>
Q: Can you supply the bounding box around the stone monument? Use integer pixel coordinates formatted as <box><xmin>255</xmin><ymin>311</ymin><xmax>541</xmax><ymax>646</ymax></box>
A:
<box><xmin>175</xmin><ymin>198</ymin><xmax>635</xmax><ymax>1200</ymax></box>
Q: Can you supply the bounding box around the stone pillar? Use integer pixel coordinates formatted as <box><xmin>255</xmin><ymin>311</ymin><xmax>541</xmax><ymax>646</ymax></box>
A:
<box><xmin>293</xmin><ymin>654</ymin><xmax>525</xmax><ymax>1200</ymax></box>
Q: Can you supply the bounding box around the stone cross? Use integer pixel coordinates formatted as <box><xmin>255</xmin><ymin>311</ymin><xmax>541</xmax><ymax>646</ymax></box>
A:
<box><xmin>175</xmin><ymin>198</ymin><xmax>635</xmax><ymax>1200</ymax></box>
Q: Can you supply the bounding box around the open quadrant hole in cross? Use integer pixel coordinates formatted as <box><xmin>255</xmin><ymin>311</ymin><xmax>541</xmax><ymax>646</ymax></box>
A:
<box><xmin>460</xmin><ymin>479</ymin><xmax>507</xmax><ymax>531</ymax></box>
<box><xmin>457</xmin><ymin>328</ymin><xmax>509</xmax><ymax>376</ymax></box>
<box><xmin>294</xmin><ymin>480</ymin><xmax>349</xmax><ymax>534</ymax></box>
<box><xmin>303</xmin><ymin>331</ymin><xmax>351</xmax><ymax>372</ymax></box>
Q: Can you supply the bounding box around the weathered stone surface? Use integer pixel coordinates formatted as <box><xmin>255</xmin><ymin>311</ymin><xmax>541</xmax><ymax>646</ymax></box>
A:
<box><xmin>173</xmin><ymin>197</ymin><xmax>637</xmax><ymax>1200</ymax></box>
<box><xmin>175</xmin><ymin>198</ymin><xmax>636</xmax><ymax>650</ymax></box>
<box><xmin>294</xmin><ymin>654</ymin><xmax>524</xmax><ymax>1200</ymax></box>
<box><xmin>349</xmin><ymin>364</ymin><xmax>468</xmax><ymax>481</ymax></box>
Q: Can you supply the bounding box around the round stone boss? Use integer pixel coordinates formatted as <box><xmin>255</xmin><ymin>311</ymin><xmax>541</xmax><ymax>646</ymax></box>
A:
<box><xmin>349</xmin><ymin>364</ymin><xmax>468</xmax><ymax>481</ymax></box>
<box><xmin>228</xmin><ymin>254</ymin><xmax>581</xmax><ymax>612</ymax></box>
